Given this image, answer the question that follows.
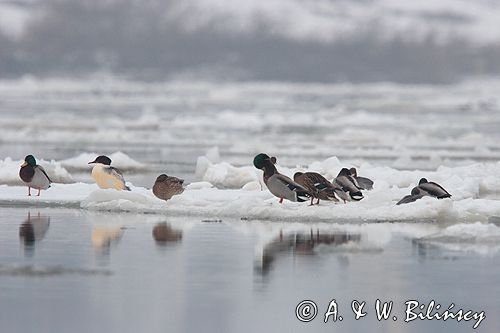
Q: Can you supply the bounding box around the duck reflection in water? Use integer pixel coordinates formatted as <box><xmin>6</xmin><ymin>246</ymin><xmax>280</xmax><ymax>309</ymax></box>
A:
<box><xmin>92</xmin><ymin>225</ymin><xmax>125</xmax><ymax>256</ymax></box>
<box><xmin>257</xmin><ymin>229</ymin><xmax>361</xmax><ymax>275</ymax></box>
<box><xmin>19</xmin><ymin>212</ymin><xmax>50</xmax><ymax>257</ymax></box>
<box><xmin>152</xmin><ymin>223</ymin><xmax>182</xmax><ymax>245</ymax></box>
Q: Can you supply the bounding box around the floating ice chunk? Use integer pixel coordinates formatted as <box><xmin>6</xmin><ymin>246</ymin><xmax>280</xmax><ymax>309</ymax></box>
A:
<box><xmin>60</xmin><ymin>151</ymin><xmax>146</xmax><ymax>171</ymax></box>
<box><xmin>242</xmin><ymin>181</ymin><xmax>261</xmax><ymax>191</ymax></box>
<box><xmin>195</xmin><ymin>158</ymin><xmax>261</xmax><ymax>189</ymax></box>
<box><xmin>81</xmin><ymin>188</ymin><xmax>164</xmax><ymax>212</ymax></box>
<box><xmin>205</xmin><ymin>146</ymin><xmax>220</xmax><ymax>163</ymax></box>
<box><xmin>185</xmin><ymin>181</ymin><xmax>213</xmax><ymax>190</ymax></box>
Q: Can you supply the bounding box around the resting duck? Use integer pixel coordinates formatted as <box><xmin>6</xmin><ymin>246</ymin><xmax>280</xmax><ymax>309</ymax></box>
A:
<box><xmin>153</xmin><ymin>174</ymin><xmax>185</xmax><ymax>201</ymax></box>
<box><xmin>19</xmin><ymin>155</ymin><xmax>51</xmax><ymax>196</ymax></box>
<box><xmin>333</xmin><ymin>168</ymin><xmax>364</xmax><ymax>201</ymax></box>
<box><xmin>349</xmin><ymin>167</ymin><xmax>374</xmax><ymax>190</ymax></box>
<box><xmin>253</xmin><ymin>153</ymin><xmax>311</xmax><ymax>203</ymax></box>
<box><xmin>417</xmin><ymin>178</ymin><xmax>451</xmax><ymax>198</ymax></box>
<box><xmin>396</xmin><ymin>178</ymin><xmax>451</xmax><ymax>205</ymax></box>
<box><xmin>88</xmin><ymin>155</ymin><xmax>130</xmax><ymax>191</ymax></box>
<box><xmin>293</xmin><ymin>172</ymin><xmax>346</xmax><ymax>205</ymax></box>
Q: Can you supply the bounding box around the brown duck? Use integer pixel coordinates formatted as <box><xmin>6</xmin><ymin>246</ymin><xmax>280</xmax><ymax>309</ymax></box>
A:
<box><xmin>293</xmin><ymin>172</ymin><xmax>346</xmax><ymax>205</ymax></box>
<box><xmin>152</xmin><ymin>174</ymin><xmax>185</xmax><ymax>201</ymax></box>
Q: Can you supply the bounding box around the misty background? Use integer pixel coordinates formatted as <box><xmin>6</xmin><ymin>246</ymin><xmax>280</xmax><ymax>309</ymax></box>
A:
<box><xmin>1</xmin><ymin>0</ymin><xmax>500</xmax><ymax>83</ymax></box>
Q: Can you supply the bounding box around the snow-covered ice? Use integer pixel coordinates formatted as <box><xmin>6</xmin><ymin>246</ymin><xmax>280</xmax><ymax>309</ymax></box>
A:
<box><xmin>1</xmin><ymin>156</ymin><xmax>500</xmax><ymax>225</ymax></box>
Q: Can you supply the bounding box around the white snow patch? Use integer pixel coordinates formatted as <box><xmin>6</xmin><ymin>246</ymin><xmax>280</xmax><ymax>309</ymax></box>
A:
<box><xmin>60</xmin><ymin>151</ymin><xmax>147</xmax><ymax>171</ymax></box>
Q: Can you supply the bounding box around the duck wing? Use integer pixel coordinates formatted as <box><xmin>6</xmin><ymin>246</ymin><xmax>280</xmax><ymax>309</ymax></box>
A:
<box><xmin>36</xmin><ymin>165</ymin><xmax>52</xmax><ymax>183</ymax></box>
<box><xmin>356</xmin><ymin>176</ymin><xmax>373</xmax><ymax>190</ymax></box>
<box><xmin>418</xmin><ymin>182</ymin><xmax>451</xmax><ymax>198</ymax></box>
<box><xmin>269</xmin><ymin>174</ymin><xmax>311</xmax><ymax>202</ymax></box>
<box><xmin>105</xmin><ymin>166</ymin><xmax>131</xmax><ymax>191</ymax></box>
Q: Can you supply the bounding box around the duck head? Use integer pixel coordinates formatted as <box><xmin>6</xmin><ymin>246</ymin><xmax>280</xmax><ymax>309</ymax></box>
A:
<box><xmin>418</xmin><ymin>178</ymin><xmax>428</xmax><ymax>185</ymax></box>
<box><xmin>293</xmin><ymin>172</ymin><xmax>303</xmax><ymax>182</ymax></box>
<box><xmin>156</xmin><ymin>174</ymin><xmax>184</xmax><ymax>184</ymax></box>
<box><xmin>89</xmin><ymin>155</ymin><xmax>112</xmax><ymax>165</ymax></box>
<box><xmin>253</xmin><ymin>153</ymin><xmax>272</xmax><ymax>169</ymax></box>
<box><xmin>338</xmin><ymin>168</ymin><xmax>351</xmax><ymax>177</ymax></box>
<box><xmin>22</xmin><ymin>155</ymin><xmax>37</xmax><ymax>167</ymax></box>
<box><xmin>349</xmin><ymin>167</ymin><xmax>358</xmax><ymax>177</ymax></box>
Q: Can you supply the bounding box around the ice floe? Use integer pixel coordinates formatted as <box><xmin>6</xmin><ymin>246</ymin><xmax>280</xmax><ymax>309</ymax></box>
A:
<box><xmin>60</xmin><ymin>151</ymin><xmax>147</xmax><ymax>171</ymax></box>
<box><xmin>1</xmin><ymin>156</ymin><xmax>500</xmax><ymax>224</ymax></box>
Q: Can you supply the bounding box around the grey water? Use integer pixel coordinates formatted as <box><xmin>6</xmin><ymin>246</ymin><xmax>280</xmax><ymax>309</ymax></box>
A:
<box><xmin>0</xmin><ymin>208</ymin><xmax>499</xmax><ymax>333</ymax></box>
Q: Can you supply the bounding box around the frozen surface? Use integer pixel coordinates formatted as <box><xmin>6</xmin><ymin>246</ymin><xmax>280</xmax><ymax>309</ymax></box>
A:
<box><xmin>60</xmin><ymin>151</ymin><xmax>147</xmax><ymax>171</ymax></box>
<box><xmin>1</xmin><ymin>77</ymin><xmax>500</xmax><ymax>177</ymax></box>
<box><xmin>1</xmin><ymin>157</ymin><xmax>500</xmax><ymax>224</ymax></box>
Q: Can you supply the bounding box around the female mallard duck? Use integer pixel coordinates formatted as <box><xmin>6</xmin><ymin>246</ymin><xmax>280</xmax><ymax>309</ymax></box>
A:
<box><xmin>333</xmin><ymin>168</ymin><xmax>364</xmax><ymax>201</ymax></box>
<box><xmin>293</xmin><ymin>171</ymin><xmax>347</xmax><ymax>205</ymax></box>
<box><xmin>253</xmin><ymin>153</ymin><xmax>311</xmax><ymax>203</ymax></box>
<box><xmin>152</xmin><ymin>174</ymin><xmax>185</xmax><ymax>201</ymax></box>
<box><xmin>88</xmin><ymin>155</ymin><xmax>130</xmax><ymax>191</ymax></box>
<box><xmin>396</xmin><ymin>178</ymin><xmax>451</xmax><ymax>205</ymax></box>
<box><xmin>349</xmin><ymin>167</ymin><xmax>374</xmax><ymax>190</ymax></box>
<box><xmin>19</xmin><ymin>155</ymin><xmax>51</xmax><ymax>196</ymax></box>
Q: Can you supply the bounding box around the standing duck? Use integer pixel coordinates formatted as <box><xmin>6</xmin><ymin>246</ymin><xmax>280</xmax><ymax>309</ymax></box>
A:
<box><xmin>293</xmin><ymin>172</ymin><xmax>346</xmax><ymax>205</ymax></box>
<box><xmin>253</xmin><ymin>153</ymin><xmax>311</xmax><ymax>203</ymax></box>
<box><xmin>333</xmin><ymin>168</ymin><xmax>364</xmax><ymax>201</ymax></box>
<box><xmin>153</xmin><ymin>174</ymin><xmax>185</xmax><ymax>201</ymax></box>
<box><xmin>349</xmin><ymin>167</ymin><xmax>374</xmax><ymax>190</ymax></box>
<box><xmin>19</xmin><ymin>155</ymin><xmax>51</xmax><ymax>196</ymax></box>
<box><xmin>88</xmin><ymin>155</ymin><xmax>130</xmax><ymax>191</ymax></box>
<box><xmin>396</xmin><ymin>178</ymin><xmax>451</xmax><ymax>205</ymax></box>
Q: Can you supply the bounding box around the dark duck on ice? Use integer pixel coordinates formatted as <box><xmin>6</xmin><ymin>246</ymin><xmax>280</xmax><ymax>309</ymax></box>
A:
<box><xmin>19</xmin><ymin>155</ymin><xmax>51</xmax><ymax>196</ymax></box>
<box><xmin>293</xmin><ymin>171</ymin><xmax>346</xmax><ymax>205</ymax></box>
<box><xmin>333</xmin><ymin>168</ymin><xmax>364</xmax><ymax>201</ymax></box>
<box><xmin>253</xmin><ymin>153</ymin><xmax>311</xmax><ymax>203</ymax></box>
<box><xmin>397</xmin><ymin>178</ymin><xmax>451</xmax><ymax>205</ymax></box>
<box><xmin>153</xmin><ymin>174</ymin><xmax>185</xmax><ymax>201</ymax></box>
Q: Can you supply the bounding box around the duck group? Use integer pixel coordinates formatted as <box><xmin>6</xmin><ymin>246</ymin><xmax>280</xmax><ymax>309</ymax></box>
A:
<box><xmin>18</xmin><ymin>153</ymin><xmax>451</xmax><ymax>206</ymax></box>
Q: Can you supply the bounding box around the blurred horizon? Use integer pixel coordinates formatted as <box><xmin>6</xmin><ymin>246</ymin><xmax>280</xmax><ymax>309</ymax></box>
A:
<box><xmin>0</xmin><ymin>0</ymin><xmax>500</xmax><ymax>83</ymax></box>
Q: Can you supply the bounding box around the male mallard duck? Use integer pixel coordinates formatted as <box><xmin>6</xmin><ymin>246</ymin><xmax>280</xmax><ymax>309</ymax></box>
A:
<box><xmin>396</xmin><ymin>178</ymin><xmax>451</xmax><ymax>205</ymax></box>
<box><xmin>253</xmin><ymin>153</ymin><xmax>311</xmax><ymax>203</ymax></box>
<box><xmin>333</xmin><ymin>168</ymin><xmax>364</xmax><ymax>201</ymax></box>
<box><xmin>293</xmin><ymin>171</ymin><xmax>347</xmax><ymax>205</ymax></box>
<box><xmin>417</xmin><ymin>178</ymin><xmax>451</xmax><ymax>198</ymax></box>
<box><xmin>88</xmin><ymin>155</ymin><xmax>130</xmax><ymax>191</ymax></box>
<box><xmin>152</xmin><ymin>174</ymin><xmax>185</xmax><ymax>201</ymax></box>
<box><xmin>349</xmin><ymin>167</ymin><xmax>374</xmax><ymax>190</ymax></box>
<box><xmin>19</xmin><ymin>155</ymin><xmax>51</xmax><ymax>196</ymax></box>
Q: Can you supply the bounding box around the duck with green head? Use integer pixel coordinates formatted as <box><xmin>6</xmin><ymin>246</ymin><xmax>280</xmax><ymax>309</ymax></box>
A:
<box><xmin>19</xmin><ymin>155</ymin><xmax>52</xmax><ymax>196</ymax></box>
<box><xmin>253</xmin><ymin>153</ymin><xmax>311</xmax><ymax>203</ymax></box>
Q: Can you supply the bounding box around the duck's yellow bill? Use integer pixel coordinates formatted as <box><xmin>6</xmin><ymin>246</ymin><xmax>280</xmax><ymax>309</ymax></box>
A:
<box><xmin>21</xmin><ymin>161</ymin><xmax>27</xmax><ymax>167</ymax></box>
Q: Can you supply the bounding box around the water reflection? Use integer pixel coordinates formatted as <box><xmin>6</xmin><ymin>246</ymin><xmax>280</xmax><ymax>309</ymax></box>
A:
<box><xmin>152</xmin><ymin>223</ymin><xmax>182</xmax><ymax>246</ymax></box>
<box><xmin>256</xmin><ymin>229</ymin><xmax>361</xmax><ymax>275</ymax></box>
<box><xmin>19</xmin><ymin>212</ymin><xmax>50</xmax><ymax>257</ymax></box>
<box><xmin>92</xmin><ymin>226</ymin><xmax>125</xmax><ymax>256</ymax></box>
